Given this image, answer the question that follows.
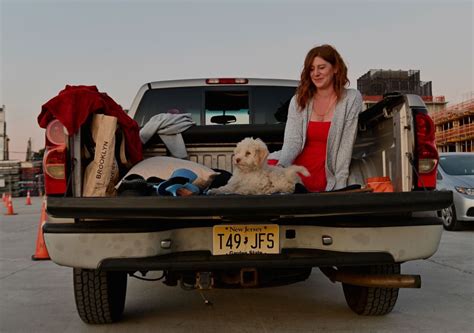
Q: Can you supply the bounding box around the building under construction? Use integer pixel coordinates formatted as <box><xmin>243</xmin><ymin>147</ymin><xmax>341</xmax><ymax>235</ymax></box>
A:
<box><xmin>356</xmin><ymin>69</ymin><xmax>473</xmax><ymax>152</ymax></box>
<box><xmin>431</xmin><ymin>97</ymin><xmax>474</xmax><ymax>152</ymax></box>
<box><xmin>357</xmin><ymin>69</ymin><xmax>447</xmax><ymax>114</ymax></box>
<box><xmin>358</xmin><ymin>69</ymin><xmax>432</xmax><ymax>97</ymax></box>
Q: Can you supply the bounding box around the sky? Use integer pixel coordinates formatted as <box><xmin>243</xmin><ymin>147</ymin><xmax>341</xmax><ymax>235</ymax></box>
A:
<box><xmin>1</xmin><ymin>0</ymin><xmax>473</xmax><ymax>160</ymax></box>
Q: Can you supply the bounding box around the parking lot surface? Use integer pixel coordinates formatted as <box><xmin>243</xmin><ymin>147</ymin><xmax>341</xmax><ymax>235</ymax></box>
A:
<box><xmin>1</xmin><ymin>197</ymin><xmax>473</xmax><ymax>332</ymax></box>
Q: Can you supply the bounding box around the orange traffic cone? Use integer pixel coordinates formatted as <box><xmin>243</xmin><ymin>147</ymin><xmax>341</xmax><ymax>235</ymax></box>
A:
<box><xmin>5</xmin><ymin>195</ymin><xmax>17</xmax><ymax>215</ymax></box>
<box><xmin>32</xmin><ymin>198</ymin><xmax>50</xmax><ymax>260</ymax></box>
<box><xmin>25</xmin><ymin>190</ymin><xmax>32</xmax><ymax>205</ymax></box>
<box><xmin>1</xmin><ymin>192</ymin><xmax>5</xmax><ymax>204</ymax></box>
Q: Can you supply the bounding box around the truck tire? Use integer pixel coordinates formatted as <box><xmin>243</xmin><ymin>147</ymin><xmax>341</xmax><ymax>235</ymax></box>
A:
<box><xmin>73</xmin><ymin>268</ymin><xmax>127</xmax><ymax>324</ymax></box>
<box><xmin>341</xmin><ymin>264</ymin><xmax>400</xmax><ymax>316</ymax></box>
<box><xmin>440</xmin><ymin>205</ymin><xmax>462</xmax><ymax>231</ymax></box>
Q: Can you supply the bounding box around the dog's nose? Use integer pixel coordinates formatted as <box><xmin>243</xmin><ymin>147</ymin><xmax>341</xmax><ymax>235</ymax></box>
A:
<box><xmin>235</xmin><ymin>158</ymin><xmax>241</xmax><ymax>164</ymax></box>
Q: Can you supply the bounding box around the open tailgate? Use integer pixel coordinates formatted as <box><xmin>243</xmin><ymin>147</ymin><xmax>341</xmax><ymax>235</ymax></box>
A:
<box><xmin>46</xmin><ymin>191</ymin><xmax>452</xmax><ymax>219</ymax></box>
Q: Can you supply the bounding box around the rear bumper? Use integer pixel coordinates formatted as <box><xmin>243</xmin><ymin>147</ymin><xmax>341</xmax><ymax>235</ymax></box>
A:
<box><xmin>44</xmin><ymin>215</ymin><xmax>443</xmax><ymax>270</ymax></box>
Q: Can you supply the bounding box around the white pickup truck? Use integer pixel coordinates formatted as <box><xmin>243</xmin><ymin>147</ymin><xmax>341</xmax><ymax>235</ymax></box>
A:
<box><xmin>41</xmin><ymin>78</ymin><xmax>452</xmax><ymax>324</ymax></box>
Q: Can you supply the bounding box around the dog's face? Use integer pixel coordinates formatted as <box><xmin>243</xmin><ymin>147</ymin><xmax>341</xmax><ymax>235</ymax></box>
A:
<box><xmin>233</xmin><ymin>138</ymin><xmax>269</xmax><ymax>172</ymax></box>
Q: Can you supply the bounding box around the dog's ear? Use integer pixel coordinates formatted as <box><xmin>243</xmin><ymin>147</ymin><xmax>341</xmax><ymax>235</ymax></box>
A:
<box><xmin>255</xmin><ymin>140</ymin><xmax>269</xmax><ymax>167</ymax></box>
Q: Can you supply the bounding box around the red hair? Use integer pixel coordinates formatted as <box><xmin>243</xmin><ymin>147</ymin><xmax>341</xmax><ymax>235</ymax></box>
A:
<box><xmin>296</xmin><ymin>44</ymin><xmax>349</xmax><ymax>110</ymax></box>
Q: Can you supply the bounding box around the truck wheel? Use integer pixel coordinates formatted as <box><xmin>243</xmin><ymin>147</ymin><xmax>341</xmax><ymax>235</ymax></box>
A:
<box><xmin>341</xmin><ymin>264</ymin><xmax>400</xmax><ymax>316</ymax></box>
<box><xmin>73</xmin><ymin>268</ymin><xmax>127</xmax><ymax>324</ymax></box>
<box><xmin>440</xmin><ymin>205</ymin><xmax>462</xmax><ymax>231</ymax></box>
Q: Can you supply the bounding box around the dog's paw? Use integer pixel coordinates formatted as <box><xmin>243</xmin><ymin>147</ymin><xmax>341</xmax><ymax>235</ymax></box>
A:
<box><xmin>287</xmin><ymin>165</ymin><xmax>310</xmax><ymax>177</ymax></box>
<box><xmin>298</xmin><ymin>166</ymin><xmax>310</xmax><ymax>177</ymax></box>
<box><xmin>206</xmin><ymin>189</ymin><xmax>218</xmax><ymax>195</ymax></box>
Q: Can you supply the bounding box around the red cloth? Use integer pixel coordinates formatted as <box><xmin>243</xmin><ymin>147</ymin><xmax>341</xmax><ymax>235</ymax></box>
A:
<box><xmin>293</xmin><ymin>121</ymin><xmax>331</xmax><ymax>192</ymax></box>
<box><xmin>38</xmin><ymin>85</ymin><xmax>143</xmax><ymax>164</ymax></box>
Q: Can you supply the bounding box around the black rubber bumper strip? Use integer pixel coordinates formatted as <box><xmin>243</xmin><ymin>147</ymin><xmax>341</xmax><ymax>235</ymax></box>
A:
<box><xmin>46</xmin><ymin>191</ymin><xmax>453</xmax><ymax>219</ymax></box>
<box><xmin>98</xmin><ymin>249</ymin><xmax>395</xmax><ymax>271</ymax></box>
<box><xmin>43</xmin><ymin>215</ymin><xmax>442</xmax><ymax>234</ymax></box>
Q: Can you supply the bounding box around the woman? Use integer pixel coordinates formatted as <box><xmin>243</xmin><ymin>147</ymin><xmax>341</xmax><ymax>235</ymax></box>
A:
<box><xmin>268</xmin><ymin>44</ymin><xmax>363</xmax><ymax>192</ymax></box>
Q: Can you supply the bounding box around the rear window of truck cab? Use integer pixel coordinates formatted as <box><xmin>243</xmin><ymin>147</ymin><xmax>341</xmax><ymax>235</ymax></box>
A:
<box><xmin>133</xmin><ymin>86</ymin><xmax>296</xmax><ymax>127</ymax></box>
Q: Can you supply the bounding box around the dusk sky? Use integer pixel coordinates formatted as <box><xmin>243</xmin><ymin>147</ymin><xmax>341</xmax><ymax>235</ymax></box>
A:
<box><xmin>1</xmin><ymin>0</ymin><xmax>472</xmax><ymax>160</ymax></box>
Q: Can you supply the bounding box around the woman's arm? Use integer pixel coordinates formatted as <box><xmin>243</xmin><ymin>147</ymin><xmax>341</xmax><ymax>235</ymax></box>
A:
<box><xmin>274</xmin><ymin>96</ymin><xmax>305</xmax><ymax>167</ymax></box>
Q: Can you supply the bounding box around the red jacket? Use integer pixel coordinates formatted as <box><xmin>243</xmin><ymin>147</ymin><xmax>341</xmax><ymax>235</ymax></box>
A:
<box><xmin>38</xmin><ymin>85</ymin><xmax>143</xmax><ymax>164</ymax></box>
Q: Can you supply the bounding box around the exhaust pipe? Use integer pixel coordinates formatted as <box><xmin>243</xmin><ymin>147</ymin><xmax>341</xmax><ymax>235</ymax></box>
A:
<box><xmin>320</xmin><ymin>267</ymin><xmax>421</xmax><ymax>289</ymax></box>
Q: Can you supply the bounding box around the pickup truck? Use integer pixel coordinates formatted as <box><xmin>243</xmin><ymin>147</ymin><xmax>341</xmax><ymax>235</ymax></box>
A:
<box><xmin>41</xmin><ymin>78</ymin><xmax>452</xmax><ymax>324</ymax></box>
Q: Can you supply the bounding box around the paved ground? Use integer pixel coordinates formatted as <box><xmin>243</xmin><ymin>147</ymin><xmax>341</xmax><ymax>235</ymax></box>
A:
<box><xmin>1</xmin><ymin>197</ymin><xmax>473</xmax><ymax>332</ymax></box>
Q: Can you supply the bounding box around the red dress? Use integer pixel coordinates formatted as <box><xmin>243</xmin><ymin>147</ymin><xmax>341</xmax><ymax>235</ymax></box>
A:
<box><xmin>294</xmin><ymin>121</ymin><xmax>331</xmax><ymax>192</ymax></box>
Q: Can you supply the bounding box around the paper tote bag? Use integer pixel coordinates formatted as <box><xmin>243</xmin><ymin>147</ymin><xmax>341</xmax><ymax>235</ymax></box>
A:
<box><xmin>82</xmin><ymin>114</ymin><xmax>118</xmax><ymax>197</ymax></box>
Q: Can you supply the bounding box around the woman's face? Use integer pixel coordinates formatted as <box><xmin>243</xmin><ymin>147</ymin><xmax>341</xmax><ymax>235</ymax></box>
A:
<box><xmin>310</xmin><ymin>56</ymin><xmax>336</xmax><ymax>90</ymax></box>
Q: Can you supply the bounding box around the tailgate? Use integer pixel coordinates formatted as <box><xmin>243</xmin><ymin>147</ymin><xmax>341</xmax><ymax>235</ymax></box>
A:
<box><xmin>46</xmin><ymin>191</ymin><xmax>452</xmax><ymax>219</ymax></box>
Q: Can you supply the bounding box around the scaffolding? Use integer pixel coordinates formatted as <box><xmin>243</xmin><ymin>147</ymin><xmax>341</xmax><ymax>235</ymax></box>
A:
<box><xmin>432</xmin><ymin>98</ymin><xmax>474</xmax><ymax>152</ymax></box>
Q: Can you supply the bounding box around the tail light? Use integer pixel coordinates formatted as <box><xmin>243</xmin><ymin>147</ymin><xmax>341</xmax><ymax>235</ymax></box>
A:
<box><xmin>414</xmin><ymin>112</ymin><xmax>438</xmax><ymax>189</ymax></box>
<box><xmin>44</xmin><ymin>147</ymin><xmax>66</xmax><ymax>179</ymax></box>
<box><xmin>46</xmin><ymin>119</ymin><xmax>67</xmax><ymax>146</ymax></box>
<box><xmin>43</xmin><ymin>120</ymin><xmax>67</xmax><ymax>195</ymax></box>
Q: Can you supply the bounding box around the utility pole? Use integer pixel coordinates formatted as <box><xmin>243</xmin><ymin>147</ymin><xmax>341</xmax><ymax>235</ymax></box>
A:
<box><xmin>0</xmin><ymin>105</ymin><xmax>6</xmax><ymax>161</ymax></box>
<box><xmin>26</xmin><ymin>137</ymin><xmax>32</xmax><ymax>161</ymax></box>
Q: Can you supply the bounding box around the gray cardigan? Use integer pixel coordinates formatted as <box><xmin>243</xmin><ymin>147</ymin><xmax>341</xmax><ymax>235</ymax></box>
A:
<box><xmin>268</xmin><ymin>88</ymin><xmax>363</xmax><ymax>191</ymax></box>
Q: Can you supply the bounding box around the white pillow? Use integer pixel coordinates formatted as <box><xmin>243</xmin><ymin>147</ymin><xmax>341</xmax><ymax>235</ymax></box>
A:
<box><xmin>117</xmin><ymin>156</ymin><xmax>220</xmax><ymax>190</ymax></box>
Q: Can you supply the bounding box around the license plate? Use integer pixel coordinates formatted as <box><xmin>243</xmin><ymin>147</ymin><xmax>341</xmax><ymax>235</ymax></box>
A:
<box><xmin>212</xmin><ymin>224</ymin><xmax>279</xmax><ymax>255</ymax></box>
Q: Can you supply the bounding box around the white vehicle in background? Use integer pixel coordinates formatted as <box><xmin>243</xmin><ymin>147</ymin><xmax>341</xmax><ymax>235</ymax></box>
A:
<box><xmin>437</xmin><ymin>152</ymin><xmax>474</xmax><ymax>231</ymax></box>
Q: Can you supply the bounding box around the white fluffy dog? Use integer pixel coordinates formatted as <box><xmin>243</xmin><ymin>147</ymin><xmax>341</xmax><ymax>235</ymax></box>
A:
<box><xmin>207</xmin><ymin>138</ymin><xmax>309</xmax><ymax>195</ymax></box>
